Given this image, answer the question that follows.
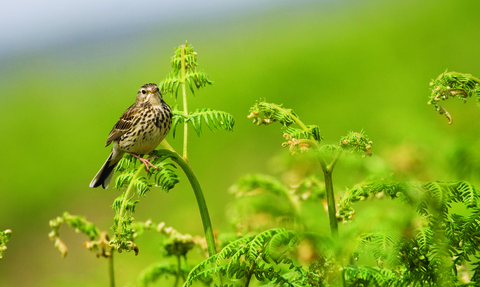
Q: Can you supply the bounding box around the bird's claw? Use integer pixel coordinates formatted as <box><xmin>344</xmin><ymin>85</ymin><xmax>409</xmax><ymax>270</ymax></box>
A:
<box><xmin>130</xmin><ymin>154</ymin><xmax>159</xmax><ymax>171</ymax></box>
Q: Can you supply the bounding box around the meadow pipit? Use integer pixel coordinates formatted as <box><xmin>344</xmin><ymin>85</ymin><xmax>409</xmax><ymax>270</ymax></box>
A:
<box><xmin>90</xmin><ymin>83</ymin><xmax>172</xmax><ymax>189</ymax></box>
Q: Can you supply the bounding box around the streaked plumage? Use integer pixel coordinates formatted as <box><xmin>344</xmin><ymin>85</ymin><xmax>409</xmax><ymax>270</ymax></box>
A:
<box><xmin>90</xmin><ymin>83</ymin><xmax>172</xmax><ymax>189</ymax></box>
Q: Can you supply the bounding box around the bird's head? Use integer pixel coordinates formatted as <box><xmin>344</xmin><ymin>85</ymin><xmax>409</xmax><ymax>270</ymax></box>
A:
<box><xmin>136</xmin><ymin>83</ymin><xmax>163</xmax><ymax>104</ymax></box>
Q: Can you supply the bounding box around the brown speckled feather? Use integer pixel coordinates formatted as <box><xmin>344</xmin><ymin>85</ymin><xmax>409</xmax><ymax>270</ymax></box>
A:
<box><xmin>105</xmin><ymin>103</ymin><xmax>140</xmax><ymax>146</ymax></box>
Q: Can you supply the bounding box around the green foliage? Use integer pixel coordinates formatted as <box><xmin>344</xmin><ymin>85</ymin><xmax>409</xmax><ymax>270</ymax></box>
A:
<box><xmin>340</xmin><ymin>130</ymin><xmax>373</xmax><ymax>157</ymax></box>
<box><xmin>230</xmin><ymin>174</ymin><xmax>289</xmax><ymax>198</ymax></box>
<box><xmin>354</xmin><ymin>232</ymin><xmax>402</xmax><ymax>269</ymax></box>
<box><xmin>428</xmin><ymin>71</ymin><xmax>480</xmax><ymax>124</ymax></box>
<box><xmin>115</xmin><ymin>154</ymin><xmax>180</xmax><ymax>194</ymax></box>
<box><xmin>124</xmin><ymin>220</ymin><xmax>210</xmax><ymax>287</ymax></box>
<box><xmin>343</xmin><ymin>265</ymin><xmax>399</xmax><ymax>287</ymax></box>
<box><xmin>159</xmin><ymin>42</ymin><xmax>213</xmax><ymax>98</ymax></box>
<box><xmin>247</xmin><ymin>100</ymin><xmax>372</xmax><ymax>161</ymax></box>
<box><xmin>248</xmin><ymin>101</ymin><xmax>322</xmax><ymax>144</ymax></box>
<box><xmin>111</xmin><ymin>154</ymin><xmax>181</xmax><ymax>253</ymax></box>
<box><xmin>161</xmin><ymin>43</ymin><xmax>235</xmax><ymax>141</ymax></box>
<box><xmin>337</xmin><ymin>180</ymin><xmax>414</xmax><ymax>222</ymax></box>
<box><xmin>228</xmin><ymin>173</ymin><xmax>326</xmax><ymax>233</ymax></box>
<box><xmin>0</xmin><ymin>229</ymin><xmax>12</xmax><ymax>259</ymax></box>
<box><xmin>136</xmin><ymin>262</ymin><xmax>192</xmax><ymax>287</ymax></box>
<box><xmin>185</xmin><ymin>228</ymin><xmax>313</xmax><ymax>287</ymax></box>
<box><xmin>248</xmin><ymin>101</ymin><xmax>299</xmax><ymax>127</ymax></box>
<box><xmin>338</xmin><ymin>179</ymin><xmax>480</xmax><ymax>285</ymax></box>
<box><xmin>171</xmin><ymin>106</ymin><xmax>235</xmax><ymax>137</ymax></box>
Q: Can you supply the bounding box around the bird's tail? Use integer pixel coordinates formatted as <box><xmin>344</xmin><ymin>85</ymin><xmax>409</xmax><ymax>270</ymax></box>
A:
<box><xmin>90</xmin><ymin>151</ymin><xmax>124</xmax><ymax>189</ymax></box>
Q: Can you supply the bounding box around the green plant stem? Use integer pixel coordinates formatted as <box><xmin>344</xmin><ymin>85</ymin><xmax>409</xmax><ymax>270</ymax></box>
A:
<box><xmin>173</xmin><ymin>255</ymin><xmax>181</xmax><ymax>287</ymax></box>
<box><xmin>116</xmin><ymin>163</ymin><xmax>144</xmax><ymax>239</ymax></box>
<box><xmin>180</xmin><ymin>44</ymin><xmax>189</xmax><ymax>161</ymax></box>
<box><xmin>319</xmin><ymin>151</ymin><xmax>342</xmax><ymax>238</ymax></box>
<box><xmin>156</xmin><ymin>149</ymin><xmax>216</xmax><ymax>257</ymax></box>
<box><xmin>244</xmin><ymin>261</ymin><xmax>256</xmax><ymax>287</ymax></box>
<box><xmin>283</xmin><ymin>104</ymin><xmax>340</xmax><ymax>236</ymax></box>
<box><xmin>323</xmin><ymin>167</ymin><xmax>338</xmax><ymax>237</ymax></box>
<box><xmin>108</xmin><ymin>252</ymin><xmax>115</xmax><ymax>287</ymax></box>
<box><xmin>317</xmin><ymin>148</ymin><xmax>341</xmax><ymax>237</ymax></box>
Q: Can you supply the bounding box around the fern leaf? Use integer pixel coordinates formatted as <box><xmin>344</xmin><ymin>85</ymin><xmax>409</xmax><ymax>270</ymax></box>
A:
<box><xmin>248</xmin><ymin>102</ymin><xmax>297</xmax><ymax>126</ymax></box>
<box><xmin>187</xmin><ymin>108</ymin><xmax>235</xmax><ymax>136</ymax></box>
<box><xmin>136</xmin><ymin>262</ymin><xmax>177</xmax><ymax>287</ymax></box>
<box><xmin>428</xmin><ymin>71</ymin><xmax>480</xmax><ymax>124</ymax></box>
<box><xmin>416</xmin><ymin>228</ymin><xmax>434</xmax><ymax>253</ymax></box>
<box><xmin>114</xmin><ymin>172</ymin><xmax>134</xmax><ymax>190</ymax></box>
<box><xmin>183</xmin><ymin>260</ymin><xmax>222</xmax><ymax>287</ymax></box>
<box><xmin>215</xmin><ymin>234</ymin><xmax>256</xmax><ymax>265</ymax></box>
<box><xmin>283</xmin><ymin>125</ymin><xmax>322</xmax><ymax>142</ymax></box>
<box><xmin>454</xmin><ymin>181</ymin><xmax>479</xmax><ymax>208</ymax></box>
<box><xmin>171</xmin><ymin>106</ymin><xmax>187</xmax><ymax>138</ymax></box>
<box><xmin>246</xmin><ymin>232</ymin><xmax>268</xmax><ymax>262</ymax></box>
<box><xmin>229</xmin><ymin>174</ymin><xmax>288</xmax><ymax>198</ymax></box>
<box><xmin>265</xmin><ymin>229</ymin><xmax>298</xmax><ymax>263</ymax></box>
<box><xmin>133</xmin><ymin>177</ymin><xmax>151</xmax><ymax>196</ymax></box>
<box><xmin>185</xmin><ymin>70</ymin><xmax>213</xmax><ymax>95</ymax></box>
<box><xmin>186</xmin><ymin>229</ymin><xmax>305</xmax><ymax>286</ymax></box>
<box><xmin>339</xmin><ymin>130</ymin><xmax>373</xmax><ymax>157</ymax></box>
<box><xmin>344</xmin><ymin>265</ymin><xmax>387</xmax><ymax>286</ymax></box>
<box><xmin>158</xmin><ymin>72</ymin><xmax>182</xmax><ymax>98</ymax></box>
<box><xmin>148</xmin><ymin>160</ymin><xmax>179</xmax><ymax>192</ymax></box>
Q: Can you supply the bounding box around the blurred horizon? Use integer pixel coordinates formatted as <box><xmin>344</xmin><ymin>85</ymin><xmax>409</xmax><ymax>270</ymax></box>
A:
<box><xmin>2</xmin><ymin>0</ymin><xmax>480</xmax><ymax>286</ymax></box>
<box><xmin>0</xmin><ymin>0</ymin><xmax>327</xmax><ymax>60</ymax></box>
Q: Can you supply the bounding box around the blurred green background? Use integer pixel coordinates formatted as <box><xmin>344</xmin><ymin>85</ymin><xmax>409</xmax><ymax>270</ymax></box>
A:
<box><xmin>2</xmin><ymin>0</ymin><xmax>480</xmax><ymax>286</ymax></box>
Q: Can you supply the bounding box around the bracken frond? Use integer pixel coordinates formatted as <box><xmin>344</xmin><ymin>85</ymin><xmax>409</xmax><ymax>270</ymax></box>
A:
<box><xmin>185</xmin><ymin>229</ymin><xmax>304</xmax><ymax>286</ymax></box>
<box><xmin>0</xmin><ymin>229</ymin><xmax>12</xmax><ymax>260</ymax></box>
<box><xmin>187</xmin><ymin>108</ymin><xmax>235</xmax><ymax>136</ymax></box>
<box><xmin>136</xmin><ymin>262</ymin><xmax>191</xmax><ymax>287</ymax></box>
<box><xmin>185</xmin><ymin>70</ymin><xmax>213</xmax><ymax>95</ymax></box>
<box><xmin>248</xmin><ymin>102</ymin><xmax>298</xmax><ymax>127</ymax></box>
<box><xmin>428</xmin><ymin>71</ymin><xmax>480</xmax><ymax>124</ymax></box>
<box><xmin>229</xmin><ymin>174</ymin><xmax>288</xmax><ymax>198</ymax></box>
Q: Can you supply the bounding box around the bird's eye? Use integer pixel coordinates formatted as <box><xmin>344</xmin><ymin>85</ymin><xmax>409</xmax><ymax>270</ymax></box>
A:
<box><xmin>141</xmin><ymin>89</ymin><xmax>146</xmax><ymax>94</ymax></box>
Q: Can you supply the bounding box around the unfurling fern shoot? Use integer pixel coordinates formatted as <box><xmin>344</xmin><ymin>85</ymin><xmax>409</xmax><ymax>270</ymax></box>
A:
<box><xmin>248</xmin><ymin>101</ymin><xmax>372</xmax><ymax>237</ymax></box>
<box><xmin>428</xmin><ymin>71</ymin><xmax>480</xmax><ymax>124</ymax></box>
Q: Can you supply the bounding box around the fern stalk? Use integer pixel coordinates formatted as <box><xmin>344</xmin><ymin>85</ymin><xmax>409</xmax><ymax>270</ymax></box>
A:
<box><xmin>283</xmin><ymin>107</ymin><xmax>339</xmax><ymax>237</ymax></box>
<box><xmin>116</xmin><ymin>163</ymin><xmax>144</xmax><ymax>239</ymax></box>
<box><xmin>156</xmin><ymin>149</ymin><xmax>216</xmax><ymax>257</ymax></box>
<box><xmin>173</xmin><ymin>255</ymin><xmax>181</xmax><ymax>287</ymax></box>
<box><xmin>323</xmin><ymin>168</ymin><xmax>338</xmax><ymax>237</ymax></box>
<box><xmin>180</xmin><ymin>45</ymin><xmax>189</xmax><ymax>160</ymax></box>
<box><xmin>108</xmin><ymin>252</ymin><xmax>115</xmax><ymax>287</ymax></box>
<box><xmin>320</xmin><ymin>150</ymin><xmax>341</xmax><ymax>237</ymax></box>
<box><xmin>244</xmin><ymin>260</ymin><xmax>257</xmax><ymax>287</ymax></box>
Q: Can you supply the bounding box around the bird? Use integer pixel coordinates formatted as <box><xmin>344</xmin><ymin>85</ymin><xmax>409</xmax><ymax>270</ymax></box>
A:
<box><xmin>90</xmin><ymin>83</ymin><xmax>172</xmax><ymax>189</ymax></box>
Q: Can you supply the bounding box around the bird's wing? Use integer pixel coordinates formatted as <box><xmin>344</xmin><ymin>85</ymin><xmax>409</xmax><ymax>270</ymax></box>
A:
<box><xmin>105</xmin><ymin>103</ymin><xmax>139</xmax><ymax>146</ymax></box>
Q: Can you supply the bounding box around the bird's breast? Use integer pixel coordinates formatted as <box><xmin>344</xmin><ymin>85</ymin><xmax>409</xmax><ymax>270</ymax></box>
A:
<box><xmin>117</xmin><ymin>106</ymin><xmax>171</xmax><ymax>155</ymax></box>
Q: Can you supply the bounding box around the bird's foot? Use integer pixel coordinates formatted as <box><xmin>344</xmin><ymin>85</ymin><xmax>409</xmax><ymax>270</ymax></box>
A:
<box><xmin>130</xmin><ymin>154</ymin><xmax>159</xmax><ymax>171</ymax></box>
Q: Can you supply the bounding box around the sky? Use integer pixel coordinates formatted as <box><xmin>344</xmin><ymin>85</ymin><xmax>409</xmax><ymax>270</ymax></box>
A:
<box><xmin>1</xmin><ymin>0</ymin><xmax>319</xmax><ymax>59</ymax></box>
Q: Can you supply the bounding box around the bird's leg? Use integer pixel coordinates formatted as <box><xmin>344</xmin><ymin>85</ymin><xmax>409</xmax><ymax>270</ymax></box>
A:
<box><xmin>129</xmin><ymin>153</ymin><xmax>159</xmax><ymax>171</ymax></box>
